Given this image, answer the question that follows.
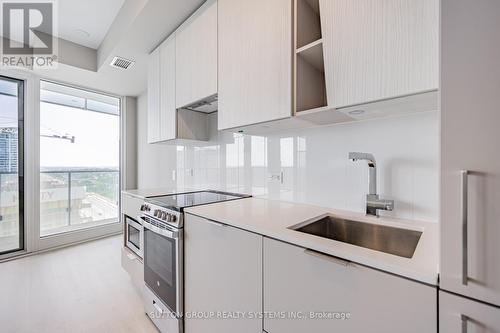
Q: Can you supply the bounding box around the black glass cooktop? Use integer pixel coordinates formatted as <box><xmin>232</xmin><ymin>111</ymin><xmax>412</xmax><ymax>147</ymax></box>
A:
<box><xmin>146</xmin><ymin>190</ymin><xmax>250</xmax><ymax>211</ymax></box>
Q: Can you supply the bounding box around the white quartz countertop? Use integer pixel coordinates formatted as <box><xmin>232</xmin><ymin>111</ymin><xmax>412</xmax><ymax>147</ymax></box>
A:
<box><xmin>184</xmin><ymin>198</ymin><xmax>439</xmax><ymax>286</ymax></box>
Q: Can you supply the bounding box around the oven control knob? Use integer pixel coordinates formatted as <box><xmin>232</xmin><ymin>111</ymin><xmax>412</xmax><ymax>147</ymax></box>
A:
<box><xmin>171</xmin><ymin>215</ymin><xmax>177</xmax><ymax>222</ymax></box>
<box><xmin>140</xmin><ymin>204</ymin><xmax>145</xmax><ymax>211</ymax></box>
<box><xmin>154</xmin><ymin>210</ymin><xmax>160</xmax><ymax>217</ymax></box>
<box><xmin>161</xmin><ymin>212</ymin><xmax>167</xmax><ymax>220</ymax></box>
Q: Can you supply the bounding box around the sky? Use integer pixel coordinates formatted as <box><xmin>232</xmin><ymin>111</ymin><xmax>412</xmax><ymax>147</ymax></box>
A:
<box><xmin>0</xmin><ymin>94</ymin><xmax>18</xmax><ymax>128</ymax></box>
<box><xmin>1</xmin><ymin>87</ymin><xmax>120</xmax><ymax>169</ymax></box>
<box><xmin>40</xmin><ymin>102</ymin><xmax>120</xmax><ymax>168</ymax></box>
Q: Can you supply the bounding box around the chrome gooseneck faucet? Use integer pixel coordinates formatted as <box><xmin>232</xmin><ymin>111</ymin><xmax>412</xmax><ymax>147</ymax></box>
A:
<box><xmin>349</xmin><ymin>152</ymin><xmax>394</xmax><ymax>217</ymax></box>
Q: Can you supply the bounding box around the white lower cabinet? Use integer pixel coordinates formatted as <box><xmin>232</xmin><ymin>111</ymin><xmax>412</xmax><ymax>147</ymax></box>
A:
<box><xmin>120</xmin><ymin>247</ymin><xmax>143</xmax><ymax>293</ymax></box>
<box><xmin>440</xmin><ymin>291</ymin><xmax>500</xmax><ymax>333</ymax></box>
<box><xmin>184</xmin><ymin>214</ymin><xmax>262</xmax><ymax>333</ymax></box>
<box><xmin>121</xmin><ymin>193</ymin><xmax>142</xmax><ymax>220</ymax></box>
<box><xmin>263</xmin><ymin>237</ymin><xmax>436</xmax><ymax>333</ymax></box>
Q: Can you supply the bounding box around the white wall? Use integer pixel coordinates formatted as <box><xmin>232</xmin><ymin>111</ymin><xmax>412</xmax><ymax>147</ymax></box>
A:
<box><xmin>122</xmin><ymin>96</ymin><xmax>138</xmax><ymax>190</ymax></box>
<box><xmin>137</xmin><ymin>92</ymin><xmax>439</xmax><ymax>222</ymax></box>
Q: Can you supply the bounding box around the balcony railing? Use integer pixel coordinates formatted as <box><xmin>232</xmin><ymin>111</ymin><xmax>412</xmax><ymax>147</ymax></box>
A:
<box><xmin>0</xmin><ymin>169</ymin><xmax>120</xmax><ymax>238</ymax></box>
<box><xmin>40</xmin><ymin>169</ymin><xmax>120</xmax><ymax>236</ymax></box>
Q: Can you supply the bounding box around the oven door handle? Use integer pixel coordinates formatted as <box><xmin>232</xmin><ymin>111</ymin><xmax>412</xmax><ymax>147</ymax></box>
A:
<box><xmin>139</xmin><ymin>215</ymin><xmax>179</xmax><ymax>240</ymax></box>
<box><xmin>126</xmin><ymin>216</ymin><xmax>143</xmax><ymax>230</ymax></box>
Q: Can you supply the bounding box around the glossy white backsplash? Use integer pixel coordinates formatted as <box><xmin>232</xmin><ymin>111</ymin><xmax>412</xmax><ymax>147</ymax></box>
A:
<box><xmin>137</xmin><ymin>94</ymin><xmax>439</xmax><ymax>222</ymax></box>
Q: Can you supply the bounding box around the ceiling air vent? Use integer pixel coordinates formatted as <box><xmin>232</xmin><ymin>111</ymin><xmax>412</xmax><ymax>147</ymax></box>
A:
<box><xmin>110</xmin><ymin>56</ymin><xmax>135</xmax><ymax>70</ymax></box>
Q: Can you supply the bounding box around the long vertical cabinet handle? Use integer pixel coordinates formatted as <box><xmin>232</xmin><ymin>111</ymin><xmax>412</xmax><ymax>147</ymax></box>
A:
<box><xmin>461</xmin><ymin>170</ymin><xmax>469</xmax><ymax>286</ymax></box>
<box><xmin>461</xmin><ymin>314</ymin><xmax>468</xmax><ymax>333</ymax></box>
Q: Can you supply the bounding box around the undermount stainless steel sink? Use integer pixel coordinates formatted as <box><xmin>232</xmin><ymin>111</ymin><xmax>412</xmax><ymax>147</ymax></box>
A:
<box><xmin>292</xmin><ymin>215</ymin><xmax>422</xmax><ymax>258</ymax></box>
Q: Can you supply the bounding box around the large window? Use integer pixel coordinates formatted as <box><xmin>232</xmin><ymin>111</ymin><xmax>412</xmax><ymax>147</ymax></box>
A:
<box><xmin>39</xmin><ymin>81</ymin><xmax>120</xmax><ymax>237</ymax></box>
<box><xmin>0</xmin><ymin>76</ymin><xmax>24</xmax><ymax>254</ymax></box>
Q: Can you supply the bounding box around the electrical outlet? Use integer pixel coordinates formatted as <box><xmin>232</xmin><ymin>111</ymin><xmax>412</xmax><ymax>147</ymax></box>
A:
<box><xmin>268</xmin><ymin>171</ymin><xmax>284</xmax><ymax>184</ymax></box>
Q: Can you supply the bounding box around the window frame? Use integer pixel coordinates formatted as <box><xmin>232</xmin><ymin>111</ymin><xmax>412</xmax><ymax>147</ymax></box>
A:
<box><xmin>38</xmin><ymin>79</ymin><xmax>123</xmax><ymax>240</ymax></box>
<box><xmin>0</xmin><ymin>75</ymin><xmax>25</xmax><ymax>256</ymax></box>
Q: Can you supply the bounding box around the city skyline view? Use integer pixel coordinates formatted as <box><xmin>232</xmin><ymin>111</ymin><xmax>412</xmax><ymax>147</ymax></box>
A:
<box><xmin>0</xmin><ymin>81</ymin><xmax>121</xmax><ymax>252</ymax></box>
<box><xmin>38</xmin><ymin>84</ymin><xmax>121</xmax><ymax>236</ymax></box>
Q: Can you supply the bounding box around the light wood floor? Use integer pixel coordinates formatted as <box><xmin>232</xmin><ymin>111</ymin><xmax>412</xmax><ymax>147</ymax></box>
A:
<box><xmin>0</xmin><ymin>236</ymin><xmax>158</xmax><ymax>333</ymax></box>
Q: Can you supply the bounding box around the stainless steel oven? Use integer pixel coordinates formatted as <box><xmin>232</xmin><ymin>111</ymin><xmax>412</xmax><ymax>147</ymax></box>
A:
<box><xmin>125</xmin><ymin>216</ymin><xmax>143</xmax><ymax>258</ymax></box>
<box><xmin>140</xmin><ymin>213</ymin><xmax>183</xmax><ymax>333</ymax></box>
<box><xmin>139</xmin><ymin>190</ymin><xmax>250</xmax><ymax>333</ymax></box>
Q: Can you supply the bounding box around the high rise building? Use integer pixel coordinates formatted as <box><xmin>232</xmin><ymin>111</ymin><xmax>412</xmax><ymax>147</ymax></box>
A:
<box><xmin>0</xmin><ymin>128</ymin><xmax>18</xmax><ymax>173</ymax></box>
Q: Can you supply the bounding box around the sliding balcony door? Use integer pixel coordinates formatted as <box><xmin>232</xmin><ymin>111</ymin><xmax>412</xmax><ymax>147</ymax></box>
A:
<box><xmin>39</xmin><ymin>81</ymin><xmax>121</xmax><ymax>245</ymax></box>
<box><xmin>0</xmin><ymin>76</ymin><xmax>24</xmax><ymax>255</ymax></box>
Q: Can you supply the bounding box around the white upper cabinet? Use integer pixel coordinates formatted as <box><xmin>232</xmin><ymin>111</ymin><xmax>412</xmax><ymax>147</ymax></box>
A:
<box><xmin>218</xmin><ymin>0</ymin><xmax>293</xmax><ymax>130</ymax></box>
<box><xmin>148</xmin><ymin>0</ymin><xmax>440</xmax><ymax>136</ymax></box>
<box><xmin>319</xmin><ymin>0</ymin><xmax>439</xmax><ymax>108</ymax></box>
<box><xmin>147</xmin><ymin>35</ymin><xmax>176</xmax><ymax>143</ymax></box>
<box><xmin>159</xmin><ymin>34</ymin><xmax>176</xmax><ymax>141</ymax></box>
<box><xmin>175</xmin><ymin>0</ymin><xmax>217</xmax><ymax>109</ymax></box>
<box><xmin>147</xmin><ymin>47</ymin><xmax>161</xmax><ymax>143</ymax></box>
<box><xmin>440</xmin><ymin>0</ymin><xmax>500</xmax><ymax>307</ymax></box>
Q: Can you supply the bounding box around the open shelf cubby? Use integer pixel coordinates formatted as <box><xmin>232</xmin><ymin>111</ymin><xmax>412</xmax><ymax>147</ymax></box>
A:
<box><xmin>295</xmin><ymin>0</ymin><xmax>326</xmax><ymax>113</ymax></box>
<box><xmin>296</xmin><ymin>0</ymin><xmax>322</xmax><ymax>49</ymax></box>
<box><xmin>296</xmin><ymin>39</ymin><xmax>327</xmax><ymax>112</ymax></box>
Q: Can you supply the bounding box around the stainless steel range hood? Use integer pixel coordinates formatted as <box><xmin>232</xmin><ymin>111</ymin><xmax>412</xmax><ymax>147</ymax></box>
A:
<box><xmin>167</xmin><ymin>94</ymin><xmax>218</xmax><ymax>143</ymax></box>
<box><xmin>181</xmin><ymin>94</ymin><xmax>218</xmax><ymax>113</ymax></box>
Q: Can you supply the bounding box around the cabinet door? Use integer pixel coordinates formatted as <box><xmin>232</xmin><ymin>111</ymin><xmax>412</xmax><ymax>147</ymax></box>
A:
<box><xmin>440</xmin><ymin>0</ymin><xmax>500</xmax><ymax>307</ymax></box>
<box><xmin>440</xmin><ymin>291</ymin><xmax>500</xmax><ymax>333</ymax></box>
<box><xmin>147</xmin><ymin>47</ymin><xmax>161</xmax><ymax>143</ymax></box>
<box><xmin>159</xmin><ymin>35</ymin><xmax>176</xmax><ymax>141</ymax></box>
<box><xmin>319</xmin><ymin>0</ymin><xmax>438</xmax><ymax>108</ymax></box>
<box><xmin>264</xmin><ymin>237</ymin><xmax>436</xmax><ymax>333</ymax></box>
<box><xmin>218</xmin><ymin>0</ymin><xmax>292</xmax><ymax>130</ymax></box>
<box><xmin>184</xmin><ymin>214</ymin><xmax>262</xmax><ymax>333</ymax></box>
<box><xmin>175</xmin><ymin>0</ymin><xmax>217</xmax><ymax>108</ymax></box>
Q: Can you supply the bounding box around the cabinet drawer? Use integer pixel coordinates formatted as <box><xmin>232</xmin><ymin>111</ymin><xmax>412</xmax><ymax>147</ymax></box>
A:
<box><xmin>264</xmin><ymin>237</ymin><xmax>436</xmax><ymax>333</ymax></box>
<box><xmin>121</xmin><ymin>247</ymin><xmax>143</xmax><ymax>293</ymax></box>
<box><xmin>121</xmin><ymin>194</ymin><xmax>142</xmax><ymax>219</ymax></box>
<box><xmin>440</xmin><ymin>291</ymin><xmax>500</xmax><ymax>333</ymax></box>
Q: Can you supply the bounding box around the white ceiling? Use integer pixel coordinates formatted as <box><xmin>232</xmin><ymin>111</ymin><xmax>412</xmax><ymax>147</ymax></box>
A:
<box><xmin>54</xmin><ymin>0</ymin><xmax>125</xmax><ymax>49</ymax></box>
<box><xmin>26</xmin><ymin>0</ymin><xmax>205</xmax><ymax>97</ymax></box>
